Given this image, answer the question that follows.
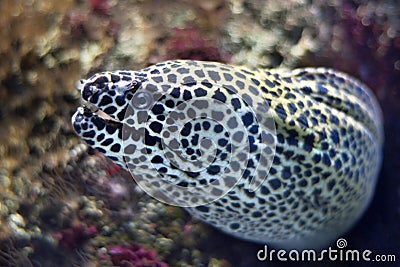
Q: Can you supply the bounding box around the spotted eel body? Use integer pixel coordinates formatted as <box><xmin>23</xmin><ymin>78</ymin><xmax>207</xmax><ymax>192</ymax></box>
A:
<box><xmin>71</xmin><ymin>60</ymin><xmax>383</xmax><ymax>249</ymax></box>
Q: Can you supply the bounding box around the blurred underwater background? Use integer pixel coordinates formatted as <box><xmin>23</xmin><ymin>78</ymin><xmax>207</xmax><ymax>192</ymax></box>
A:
<box><xmin>0</xmin><ymin>0</ymin><xmax>399</xmax><ymax>266</ymax></box>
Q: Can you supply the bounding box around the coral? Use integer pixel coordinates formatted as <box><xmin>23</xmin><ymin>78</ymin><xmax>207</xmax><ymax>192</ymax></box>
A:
<box><xmin>90</xmin><ymin>0</ymin><xmax>110</xmax><ymax>16</ymax></box>
<box><xmin>157</xmin><ymin>27</ymin><xmax>231</xmax><ymax>63</ymax></box>
<box><xmin>334</xmin><ymin>1</ymin><xmax>400</xmax><ymax>93</ymax></box>
<box><xmin>106</xmin><ymin>243</ymin><xmax>168</xmax><ymax>267</ymax></box>
<box><xmin>62</xmin><ymin>1</ymin><xmax>119</xmax><ymax>42</ymax></box>
<box><xmin>53</xmin><ymin>223</ymin><xmax>98</xmax><ymax>250</ymax></box>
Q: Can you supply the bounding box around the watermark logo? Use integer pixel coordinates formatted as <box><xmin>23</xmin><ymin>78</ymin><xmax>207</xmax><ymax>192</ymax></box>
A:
<box><xmin>256</xmin><ymin>238</ymin><xmax>397</xmax><ymax>262</ymax></box>
<box><xmin>122</xmin><ymin>80</ymin><xmax>276</xmax><ymax>207</ymax></box>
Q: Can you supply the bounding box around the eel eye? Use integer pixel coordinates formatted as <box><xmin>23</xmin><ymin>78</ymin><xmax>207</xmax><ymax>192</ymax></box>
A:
<box><xmin>130</xmin><ymin>80</ymin><xmax>141</xmax><ymax>91</ymax></box>
<box><xmin>82</xmin><ymin>83</ymin><xmax>93</xmax><ymax>101</ymax></box>
<box><xmin>132</xmin><ymin>91</ymin><xmax>153</xmax><ymax>109</ymax></box>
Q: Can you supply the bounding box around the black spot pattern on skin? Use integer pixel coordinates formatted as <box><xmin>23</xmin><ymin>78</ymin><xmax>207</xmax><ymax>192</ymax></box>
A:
<box><xmin>251</xmin><ymin>78</ymin><xmax>260</xmax><ymax>86</ymax></box>
<box><xmin>115</xmin><ymin>95</ymin><xmax>125</xmax><ymax>106</ymax></box>
<box><xmin>150</xmin><ymin>121</ymin><xmax>163</xmax><ymax>133</ymax></box>
<box><xmin>146</xmin><ymin>84</ymin><xmax>157</xmax><ymax>91</ymax></box>
<box><xmin>235</xmin><ymin>80</ymin><xmax>245</xmax><ymax>89</ymax></box>
<box><xmin>158</xmin><ymin>167</ymin><xmax>167</xmax><ymax>173</ymax></box>
<box><xmin>317</xmin><ymin>84</ymin><xmax>328</xmax><ymax>94</ymax></box>
<box><xmin>83</xmin><ymin>130</ymin><xmax>96</xmax><ymax>138</ymax></box>
<box><xmin>321</xmin><ymin>142</ymin><xmax>329</xmax><ymax>150</ymax></box>
<box><xmin>194</xmin><ymin>69</ymin><xmax>205</xmax><ymax>77</ymax></box>
<box><xmin>180</xmin><ymin>123</ymin><xmax>191</xmax><ymax>137</ymax></box>
<box><xmin>196</xmin><ymin>205</ymin><xmax>209</xmax><ymax>213</ymax></box>
<box><xmin>283</xmin><ymin>150</ymin><xmax>294</xmax><ymax>159</ymax></box>
<box><xmin>151</xmin><ymin>155</ymin><xmax>163</xmax><ymax>163</ymax></box>
<box><xmin>264</xmin><ymin>78</ymin><xmax>275</xmax><ymax>88</ymax></box>
<box><xmin>297</xmin><ymin>114</ymin><xmax>309</xmax><ymax>128</ymax></box>
<box><xmin>86</xmin><ymin>139</ymin><xmax>95</xmax><ymax>145</ymax></box>
<box><xmin>194</xmin><ymin>88</ymin><xmax>207</xmax><ymax>97</ymax></box>
<box><xmin>287</xmin><ymin>103</ymin><xmax>297</xmax><ymax>114</ymax></box>
<box><xmin>181</xmin><ymin>139</ymin><xmax>189</xmax><ymax>148</ymax></box>
<box><xmin>214</xmin><ymin>125</ymin><xmax>223</xmax><ymax>133</ymax></box>
<box><xmin>165</xmin><ymin>100</ymin><xmax>175</xmax><ymax>108</ymax></box>
<box><xmin>331</xmin><ymin>129</ymin><xmax>340</xmax><ymax>144</ymax></box>
<box><xmin>177</xmin><ymin>67</ymin><xmax>190</xmax><ymax>74</ymax></box>
<box><xmin>303</xmin><ymin>134</ymin><xmax>315</xmax><ymax>152</ymax></box>
<box><xmin>275</xmin><ymin>103</ymin><xmax>287</xmax><ymax>120</ymax></box>
<box><xmin>94</xmin><ymin>76</ymin><xmax>108</xmax><ymax>85</ymax></box>
<box><xmin>101</xmin><ymin>138</ymin><xmax>114</xmax><ymax>146</ymax></box>
<box><xmin>261</xmin><ymin>86</ymin><xmax>269</xmax><ymax>94</ymax></box>
<box><xmin>301</xmin><ymin>86</ymin><xmax>312</xmax><ymax>94</ymax></box>
<box><xmin>201</xmin><ymin>81</ymin><xmax>213</xmax><ymax>88</ymax></box>
<box><xmin>100</xmin><ymin>95</ymin><xmax>113</xmax><ymax>106</ymax></box>
<box><xmin>183</xmin><ymin>77</ymin><xmax>196</xmax><ymax>85</ymax></box>
<box><xmin>96</xmin><ymin>133</ymin><xmax>105</xmax><ymax>142</ymax></box>
<box><xmin>105</xmin><ymin>125</ymin><xmax>117</xmax><ymax>134</ymax></box>
<box><xmin>153</xmin><ymin>76</ymin><xmax>163</xmax><ymax>83</ymax></box>
<box><xmin>234</xmin><ymin>71</ymin><xmax>246</xmax><ymax>79</ymax></box>
<box><xmin>183</xmin><ymin>90</ymin><xmax>192</xmax><ymax>101</ymax></box>
<box><xmin>322</xmin><ymin>153</ymin><xmax>331</xmax><ymax>166</ymax></box>
<box><xmin>230</xmin><ymin>223</ymin><xmax>240</xmax><ymax>230</ymax></box>
<box><xmin>248</xmin><ymin>136</ymin><xmax>257</xmax><ymax>153</ymax></box>
<box><xmin>218</xmin><ymin>138</ymin><xmax>228</xmax><ymax>146</ymax></box>
<box><xmin>208</xmin><ymin>70</ymin><xmax>221</xmax><ymax>81</ymax></box>
<box><xmin>252</xmin><ymin>211</ymin><xmax>262</xmax><ymax>218</ymax></box>
<box><xmin>330</xmin><ymin>114</ymin><xmax>340</xmax><ymax>125</ymax></box>
<box><xmin>119</xmin><ymin>71</ymin><xmax>131</xmax><ymax>75</ymax></box>
<box><xmin>202</xmin><ymin>121</ymin><xmax>211</xmax><ymax>130</ymax></box>
<box><xmin>327</xmin><ymin>180</ymin><xmax>336</xmax><ymax>191</ymax></box>
<box><xmin>282</xmin><ymin>167</ymin><xmax>291</xmax><ymax>179</ymax></box>
<box><xmin>144</xmin><ymin>129</ymin><xmax>160</xmax><ymax>146</ymax></box>
<box><xmin>260</xmin><ymin>186</ymin><xmax>270</xmax><ymax>195</ymax></box>
<box><xmin>269</xmin><ymin>179</ymin><xmax>282</xmax><ymax>190</ymax></box>
<box><xmin>150</xmin><ymin>69</ymin><xmax>160</xmax><ymax>74</ymax></box>
<box><xmin>242</xmin><ymin>112</ymin><xmax>254</xmax><ymax>127</ymax></box>
<box><xmin>213</xmin><ymin>90</ymin><xmax>227</xmax><ymax>103</ymax></box>
<box><xmin>167</xmin><ymin>74</ymin><xmax>177</xmax><ymax>83</ymax></box>
<box><xmin>152</xmin><ymin>104</ymin><xmax>165</xmax><ymax>115</ymax></box>
<box><xmin>186</xmin><ymin>148</ymin><xmax>194</xmax><ymax>155</ymax></box>
<box><xmin>224</xmin><ymin>73</ymin><xmax>233</xmax><ymax>81</ymax></box>
<box><xmin>244</xmin><ymin>190</ymin><xmax>255</xmax><ymax>198</ymax></box>
<box><xmin>334</xmin><ymin>159</ymin><xmax>342</xmax><ymax>170</ymax></box>
<box><xmin>93</xmin><ymin>118</ymin><xmax>106</xmax><ymax>131</ymax></box>
<box><xmin>110</xmin><ymin>143</ymin><xmax>121</xmax><ymax>152</ymax></box>
<box><xmin>185</xmin><ymin>171</ymin><xmax>200</xmax><ymax>178</ymax></box>
<box><xmin>194</xmin><ymin>123</ymin><xmax>201</xmax><ymax>131</ymax></box>
<box><xmin>171</xmin><ymin>88</ymin><xmax>181</xmax><ymax>98</ymax></box>
<box><xmin>104</xmin><ymin>106</ymin><xmax>117</xmax><ymax>115</ymax></box>
<box><xmin>298</xmin><ymin>179</ymin><xmax>307</xmax><ymax>187</ymax></box>
<box><xmin>177</xmin><ymin>181</ymin><xmax>188</xmax><ymax>187</ymax></box>
<box><xmin>110</xmin><ymin>74</ymin><xmax>120</xmax><ymax>82</ymax></box>
<box><xmin>312</xmin><ymin>153</ymin><xmax>321</xmax><ymax>163</ymax></box>
<box><xmin>285</xmin><ymin>92</ymin><xmax>296</xmax><ymax>99</ymax></box>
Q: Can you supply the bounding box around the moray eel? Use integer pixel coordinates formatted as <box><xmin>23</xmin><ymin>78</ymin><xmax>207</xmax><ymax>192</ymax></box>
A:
<box><xmin>71</xmin><ymin>60</ymin><xmax>383</xmax><ymax>249</ymax></box>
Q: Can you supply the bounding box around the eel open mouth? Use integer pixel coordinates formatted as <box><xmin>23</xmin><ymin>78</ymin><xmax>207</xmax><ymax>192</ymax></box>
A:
<box><xmin>93</xmin><ymin>108</ymin><xmax>123</xmax><ymax>128</ymax></box>
<box><xmin>81</xmin><ymin>98</ymin><xmax>123</xmax><ymax>129</ymax></box>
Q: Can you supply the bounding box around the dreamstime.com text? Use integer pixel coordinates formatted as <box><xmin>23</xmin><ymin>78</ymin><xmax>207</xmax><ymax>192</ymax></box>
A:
<box><xmin>257</xmin><ymin>238</ymin><xmax>397</xmax><ymax>262</ymax></box>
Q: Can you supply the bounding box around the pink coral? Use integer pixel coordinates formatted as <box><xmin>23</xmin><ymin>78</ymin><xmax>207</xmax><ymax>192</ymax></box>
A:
<box><xmin>90</xmin><ymin>0</ymin><xmax>110</xmax><ymax>16</ymax></box>
<box><xmin>53</xmin><ymin>223</ymin><xmax>98</xmax><ymax>250</ymax></box>
<box><xmin>107</xmin><ymin>243</ymin><xmax>169</xmax><ymax>267</ymax></box>
<box><xmin>156</xmin><ymin>27</ymin><xmax>230</xmax><ymax>63</ymax></box>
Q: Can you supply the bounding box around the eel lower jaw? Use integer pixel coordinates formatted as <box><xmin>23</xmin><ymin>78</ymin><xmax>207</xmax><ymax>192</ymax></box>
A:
<box><xmin>94</xmin><ymin>109</ymin><xmax>123</xmax><ymax>129</ymax></box>
<box><xmin>81</xmin><ymin>99</ymin><xmax>123</xmax><ymax>129</ymax></box>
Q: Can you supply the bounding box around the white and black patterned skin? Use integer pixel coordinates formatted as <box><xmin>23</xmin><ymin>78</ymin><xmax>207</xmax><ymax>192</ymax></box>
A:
<box><xmin>71</xmin><ymin>60</ymin><xmax>383</xmax><ymax>249</ymax></box>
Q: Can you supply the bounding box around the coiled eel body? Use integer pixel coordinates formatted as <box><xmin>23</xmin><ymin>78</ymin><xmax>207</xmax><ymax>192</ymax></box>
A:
<box><xmin>72</xmin><ymin>60</ymin><xmax>383</xmax><ymax>249</ymax></box>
